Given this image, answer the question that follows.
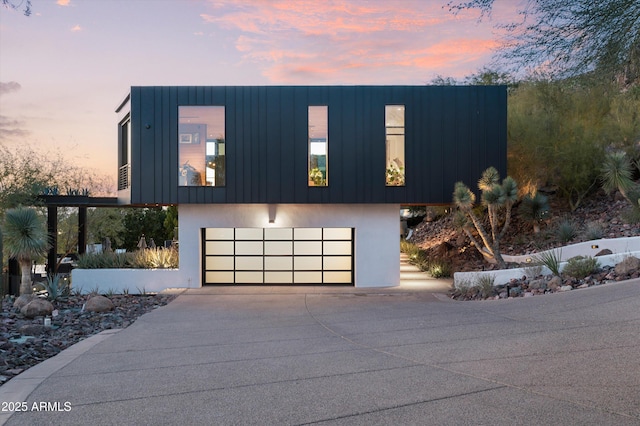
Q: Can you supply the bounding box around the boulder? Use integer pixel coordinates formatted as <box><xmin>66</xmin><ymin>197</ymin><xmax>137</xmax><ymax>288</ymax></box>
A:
<box><xmin>13</xmin><ymin>294</ymin><xmax>37</xmax><ymax>311</ymax></box>
<box><xmin>20</xmin><ymin>299</ymin><xmax>54</xmax><ymax>319</ymax></box>
<box><xmin>85</xmin><ymin>295</ymin><xmax>114</xmax><ymax>313</ymax></box>
<box><xmin>529</xmin><ymin>279</ymin><xmax>547</xmax><ymax>291</ymax></box>
<box><xmin>595</xmin><ymin>249</ymin><xmax>613</xmax><ymax>257</ymax></box>
<box><xmin>548</xmin><ymin>276</ymin><xmax>562</xmax><ymax>291</ymax></box>
<box><xmin>614</xmin><ymin>256</ymin><xmax>640</xmax><ymax>276</ymax></box>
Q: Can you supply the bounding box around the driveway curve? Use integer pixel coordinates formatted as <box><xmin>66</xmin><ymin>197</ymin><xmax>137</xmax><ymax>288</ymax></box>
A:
<box><xmin>3</xmin><ymin>280</ymin><xmax>639</xmax><ymax>425</ymax></box>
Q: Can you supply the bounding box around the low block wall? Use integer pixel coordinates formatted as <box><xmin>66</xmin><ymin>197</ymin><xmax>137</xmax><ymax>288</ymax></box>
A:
<box><xmin>71</xmin><ymin>269</ymin><xmax>182</xmax><ymax>294</ymax></box>
<box><xmin>454</xmin><ymin>236</ymin><xmax>640</xmax><ymax>288</ymax></box>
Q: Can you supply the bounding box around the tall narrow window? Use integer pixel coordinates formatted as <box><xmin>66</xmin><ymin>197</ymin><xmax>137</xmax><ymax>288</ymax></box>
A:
<box><xmin>118</xmin><ymin>116</ymin><xmax>131</xmax><ymax>191</ymax></box>
<box><xmin>308</xmin><ymin>106</ymin><xmax>328</xmax><ymax>186</ymax></box>
<box><xmin>385</xmin><ymin>105</ymin><xmax>405</xmax><ymax>186</ymax></box>
<box><xmin>178</xmin><ymin>106</ymin><xmax>225</xmax><ymax>187</ymax></box>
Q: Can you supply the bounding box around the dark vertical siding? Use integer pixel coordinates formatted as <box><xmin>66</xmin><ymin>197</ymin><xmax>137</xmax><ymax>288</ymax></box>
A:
<box><xmin>128</xmin><ymin>85</ymin><xmax>506</xmax><ymax>205</ymax></box>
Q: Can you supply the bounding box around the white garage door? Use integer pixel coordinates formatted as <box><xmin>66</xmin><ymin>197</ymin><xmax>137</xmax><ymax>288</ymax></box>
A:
<box><xmin>203</xmin><ymin>227</ymin><xmax>354</xmax><ymax>285</ymax></box>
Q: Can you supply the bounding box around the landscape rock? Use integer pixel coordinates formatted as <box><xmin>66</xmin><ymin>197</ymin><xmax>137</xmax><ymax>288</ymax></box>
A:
<box><xmin>614</xmin><ymin>256</ymin><xmax>640</xmax><ymax>276</ymax></box>
<box><xmin>595</xmin><ymin>249</ymin><xmax>613</xmax><ymax>257</ymax></box>
<box><xmin>13</xmin><ymin>294</ymin><xmax>37</xmax><ymax>311</ymax></box>
<box><xmin>18</xmin><ymin>324</ymin><xmax>48</xmax><ymax>336</ymax></box>
<box><xmin>529</xmin><ymin>279</ymin><xmax>547</xmax><ymax>290</ymax></box>
<box><xmin>85</xmin><ymin>295</ymin><xmax>114</xmax><ymax>312</ymax></box>
<box><xmin>560</xmin><ymin>285</ymin><xmax>573</xmax><ymax>292</ymax></box>
<box><xmin>20</xmin><ymin>299</ymin><xmax>54</xmax><ymax>319</ymax></box>
<box><xmin>548</xmin><ymin>276</ymin><xmax>562</xmax><ymax>291</ymax></box>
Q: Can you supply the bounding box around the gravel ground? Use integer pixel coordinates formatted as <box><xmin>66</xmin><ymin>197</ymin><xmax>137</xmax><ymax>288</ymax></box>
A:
<box><xmin>0</xmin><ymin>293</ymin><xmax>176</xmax><ymax>386</ymax></box>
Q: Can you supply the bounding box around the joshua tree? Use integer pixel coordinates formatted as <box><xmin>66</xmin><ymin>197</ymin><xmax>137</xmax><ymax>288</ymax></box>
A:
<box><xmin>601</xmin><ymin>151</ymin><xmax>639</xmax><ymax>209</ymax></box>
<box><xmin>453</xmin><ymin>167</ymin><xmax>518</xmax><ymax>269</ymax></box>
<box><xmin>2</xmin><ymin>207</ymin><xmax>49</xmax><ymax>295</ymax></box>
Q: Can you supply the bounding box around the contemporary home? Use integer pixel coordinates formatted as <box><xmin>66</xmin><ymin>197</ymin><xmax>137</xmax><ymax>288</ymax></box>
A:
<box><xmin>115</xmin><ymin>85</ymin><xmax>506</xmax><ymax>288</ymax></box>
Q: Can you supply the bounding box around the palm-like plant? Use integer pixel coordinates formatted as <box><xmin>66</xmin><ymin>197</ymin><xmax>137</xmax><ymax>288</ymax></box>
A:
<box><xmin>519</xmin><ymin>192</ymin><xmax>550</xmax><ymax>233</ymax></box>
<box><xmin>601</xmin><ymin>151</ymin><xmax>639</xmax><ymax>208</ymax></box>
<box><xmin>3</xmin><ymin>207</ymin><xmax>49</xmax><ymax>295</ymax></box>
<box><xmin>453</xmin><ymin>167</ymin><xmax>518</xmax><ymax>269</ymax></box>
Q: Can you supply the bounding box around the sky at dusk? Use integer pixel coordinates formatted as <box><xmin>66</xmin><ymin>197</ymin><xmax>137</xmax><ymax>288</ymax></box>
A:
<box><xmin>0</xmin><ymin>0</ymin><xmax>516</xmax><ymax>188</ymax></box>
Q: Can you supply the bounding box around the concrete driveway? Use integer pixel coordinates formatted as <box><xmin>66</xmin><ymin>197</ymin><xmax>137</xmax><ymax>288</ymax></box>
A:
<box><xmin>3</xmin><ymin>280</ymin><xmax>639</xmax><ymax>425</ymax></box>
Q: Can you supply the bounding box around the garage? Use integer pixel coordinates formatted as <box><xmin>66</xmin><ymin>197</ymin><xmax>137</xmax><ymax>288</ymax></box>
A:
<box><xmin>203</xmin><ymin>227</ymin><xmax>353</xmax><ymax>285</ymax></box>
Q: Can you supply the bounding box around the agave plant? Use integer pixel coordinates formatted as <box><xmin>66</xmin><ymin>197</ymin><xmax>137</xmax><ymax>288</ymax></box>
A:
<box><xmin>3</xmin><ymin>207</ymin><xmax>50</xmax><ymax>295</ymax></box>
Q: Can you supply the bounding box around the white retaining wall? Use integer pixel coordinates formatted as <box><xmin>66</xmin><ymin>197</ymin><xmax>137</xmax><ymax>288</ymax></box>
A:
<box><xmin>454</xmin><ymin>236</ymin><xmax>640</xmax><ymax>288</ymax></box>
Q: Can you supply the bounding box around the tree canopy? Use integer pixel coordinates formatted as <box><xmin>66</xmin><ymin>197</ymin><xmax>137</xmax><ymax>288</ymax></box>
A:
<box><xmin>448</xmin><ymin>0</ymin><xmax>640</xmax><ymax>84</ymax></box>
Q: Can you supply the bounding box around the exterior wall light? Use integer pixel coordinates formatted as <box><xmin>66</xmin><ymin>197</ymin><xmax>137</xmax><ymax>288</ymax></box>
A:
<box><xmin>268</xmin><ymin>204</ymin><xmax>276</xmax><ymax>224</ymax></box>
<box><xmin>591</xmin><ymin>245</ymin><xmax>599</xmax><ymax>249</ymax></box>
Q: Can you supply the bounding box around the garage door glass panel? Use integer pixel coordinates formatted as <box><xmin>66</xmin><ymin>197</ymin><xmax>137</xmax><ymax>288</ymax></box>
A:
<box><xmin>323</xmin><ymin>228</ymin><xmax>351</xmax><ymax>240</ymax></box>
<box><xmin>206</xmin><ymin>256</ymin><xmax>234</xmax><ymax>270</ymax></box>
<box><xmin>324</xmin><ymin>241</ymin><xmax>351</xmax><ymax>255</ymax></box>
<box><xmin>265</xmin><ymin>271</ymin><xmax>293</xmax><ymax>283</ymax></box>
<box><xmin>206</xmin><ymin>228</ymin><xmax>234</xmax><ymax>240</ymax></box>
<box><xmin>294</xmin><ymin>228</ymin><xmax>322</xmax><ymax>240</ymax></box>
<box><xmin>206</xmin><ymin>241</ymin><xmax>234</xmax><ymax>255</ymax></box>
<box><xmin>235</xmin><ymin>241</ymin><xmax>263</xmax><ymax>255</ymax></box>
<box><xmin>265</xmin><ymin>228</ymin><xmax>292</xmax><ymax>240</ymax></box>
<box><xmin>265</xmin><ymin>256</ymin><xmax>292</xmax><ymax>270</ymax></box>
<box><xmin>294</xmin><ymin>256</ymin><xmax>322</xmax><ymax>270</ymax></box>
<box><xmin>236</xmin><ymin>228</ymin><xmax>263</xmax><ymax>240</ymax></box>
<box><xmin>323</xmin><ymin>256</ymin><xmax>351</xmax><ymax>271</ymax></box>
<box><xmin>235</xmin><ymin>256</ymin><xmax>263</xmax><ymax>270</ymax></box>
<box><xmin>265</xmin><ymin>241</ymin><xmax>292</xmax><ymax>255</ymax></box>
<box><xmin>294</xmin><ymin>241</ymin><xmax>322</xmax><ymax>255</ymax></box>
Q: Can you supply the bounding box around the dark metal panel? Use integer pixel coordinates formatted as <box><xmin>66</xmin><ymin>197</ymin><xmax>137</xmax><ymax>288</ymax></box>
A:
<box><xmin>241</xmin><ymin>87</ymin><xmax>252</xmax><ymax>202</ymax></box>
<box><xmin>139</xmin><ymin>87</ymin><xmax>157</xmax><ymax>204</ymax></box>
<box><xmin>279</xmin><ymin>86</ymin><xmax>295</xmax><ymax>202</ymax></box>
<box><xmin>154</xmin><ymin>87</ymin><xmax>164</xmax><ymax>203</ymax></box>
<box><xmin>266</xmin><ymin>87</ymin><xmax>281</xmax><ymax>203</ymax></box>
<box><xmin>258</xmin><ymin>87</ymin><xmax>268</xmax><ymax>203</ymax></box>
<box><xmin>293</xmin><ymin>87</ymin><xmax>309</xmax><ymax>202</ymax></box>
<box><xmin>129</xmin><ymin>88</ymin><xmax>141</xmax><ymax>204</ymax></box>
<box><xmin>228</xmin><ymin>86</ymin><xmax>241</xmax><ymax>203</ymax></box>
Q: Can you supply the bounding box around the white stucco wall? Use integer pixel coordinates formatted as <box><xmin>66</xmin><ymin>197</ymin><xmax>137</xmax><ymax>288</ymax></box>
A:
<box><xmin>179</xmin><ymin>204</ymin><xmax>400</xmax><ymax>288</ymax></box>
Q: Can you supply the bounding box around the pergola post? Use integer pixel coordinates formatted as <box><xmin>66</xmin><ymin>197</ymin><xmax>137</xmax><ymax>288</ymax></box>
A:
<box><xmin>78</xmin><ymin>206</ymin><xmax>87</xmax><ymax>255</ymax></box>
<box><xmin>47</xmin><ymin>205</ymin><xmax>58</xmax><ymax>275</ymax></box>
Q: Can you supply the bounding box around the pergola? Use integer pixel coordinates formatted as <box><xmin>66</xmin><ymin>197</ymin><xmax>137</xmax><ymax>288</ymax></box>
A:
<box><xmin>40</xmin><ymin>195</ymin><xmax>119</xmax><ymax>274</ymax></box>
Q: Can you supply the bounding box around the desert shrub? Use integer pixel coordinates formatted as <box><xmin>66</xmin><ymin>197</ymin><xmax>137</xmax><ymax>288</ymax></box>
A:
<box><xmin>428</xmin><ymin>260</ymin><xmax>452</xmax><ymax>278</ymax></box>
<box><xmin>563</xmin><ymin>256</ymin><xmax>599</xmax><ymax>279</ymax></box>
<box><xmin>583</xmin><ymin>222</ymin><xmax>605</xmax><ymax>240</ymax></box>
<box><xmin>523</xmin><ymin>263</ymin><xmax>544</xmax><ymax>279</ymax></box>
<box><xmin>42</xmin><ymin>273</ymin><xmax>71</xmax><ymax>301</ymax></box>
<box><xmin>476</xmin><ymin>274</ymin><xmax>495</xmax><ymax>298</ymax></box>
<box><xmin>556</xmin><ymin>218</ymin><xmax>577</xmax><ymax>243</ymax></box>
<box><xmin>77</xmin><ymin>252</ymin><xmax>132</xmax><ymax>269</ymax></box>
<box><xmin>131</xmin><ymin>247</ymin><xmax>179</xmax><ymax>269</ymax></box>
<box><xmin>77</xmin><ymin>248</ymin><xmax>178</xmax><ymax>269</ymax></box>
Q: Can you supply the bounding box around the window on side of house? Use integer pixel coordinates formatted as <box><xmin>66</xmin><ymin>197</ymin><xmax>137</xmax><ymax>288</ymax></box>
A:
<box><xmin>385</xmin><ymin>105</ymin><xmax>405</xmax><ymax>186</ymax></box>
<box><xmin>308</xmin><ymin>106</ymin><xmax>328</xmax><ymax>187</ymax></box>
<box><xmin>178</xmin><ymin>106</ymin><xmax>225</xmax><ymax>187</ymax></box>
<box><xmin>118</xmin><ymin>116</ymin><xmax>131</xmax><ymax>191</ymax></box>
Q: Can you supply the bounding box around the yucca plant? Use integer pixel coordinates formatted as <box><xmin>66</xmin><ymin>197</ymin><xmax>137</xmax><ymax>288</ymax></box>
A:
<box><xmin>519</xmin><ymin>192</ymin><xmax>550</xmax><ymax>233</ymax></box>
<box><xmin>601</xmin><ymin>151</ymin><xmax>639</xmax><ymax>209</ymax></box>
<box><xmin>2</xmin><ymin>207</ymin><xmax>50</xmax><ymax>295</ymax></box>
<box><xmin>453</xmin><ymin>167</ymin><xmax>518</xmax><ymax>269</ymax></box>
<box><xmin>43</xmin><ymin>273</ymin><xmax>70</xmax><ymax>301</ymax></box>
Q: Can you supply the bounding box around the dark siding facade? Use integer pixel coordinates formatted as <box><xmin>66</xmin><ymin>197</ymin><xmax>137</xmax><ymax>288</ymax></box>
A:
<box><xmin>125</xmin><ymin>85</ymin><xmax>506</xmax><ymax>205</ymax></box>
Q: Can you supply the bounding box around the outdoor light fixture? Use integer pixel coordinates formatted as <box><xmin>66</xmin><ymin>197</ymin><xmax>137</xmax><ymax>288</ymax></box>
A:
<box><xmin>268</xmin><ymin>204</ymin><xmax>277</xmax><ymax>224</ymax></box>
<box><xmin>526</xmin><ymin>257</ymin><xmax>532</xmax><ymax>263</ymax></box>
<box><xmin>591</xmin><ymin>245</ymin><xmax>599</xmax><ymax>249</ymax></box>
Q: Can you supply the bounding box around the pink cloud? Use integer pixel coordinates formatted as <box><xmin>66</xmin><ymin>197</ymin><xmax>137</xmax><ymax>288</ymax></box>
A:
<box><xmin>202</xmin><ymin>0</ymin><xmax>515</xmax><ymax>83</ymax></box>
<box><xmin>57</xmin><ymin>0</ymin><xmax>71</xmax><ymax>6</ymax></box>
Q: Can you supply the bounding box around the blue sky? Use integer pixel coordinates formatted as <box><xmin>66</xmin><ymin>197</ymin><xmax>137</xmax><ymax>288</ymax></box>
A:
<box><xmin>0</xmin><ymin>0</ymin><xmax>514</xmax><ymax>188</ymax></box>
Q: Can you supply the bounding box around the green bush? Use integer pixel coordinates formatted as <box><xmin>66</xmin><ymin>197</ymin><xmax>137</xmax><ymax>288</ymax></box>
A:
<box><xmin>563</xmin><ymin>256</ymin><xmax>599</xmax><ymax>279</ymax></box>
<box><xmin>428</xmin><ymin>260</ymin><xmax>452</xmax><ymax>278</ymax></box>
<box><xmin>556</xmin><ymin>219</ymin><xmax>577</xmax><ymax>243</ymax></box>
